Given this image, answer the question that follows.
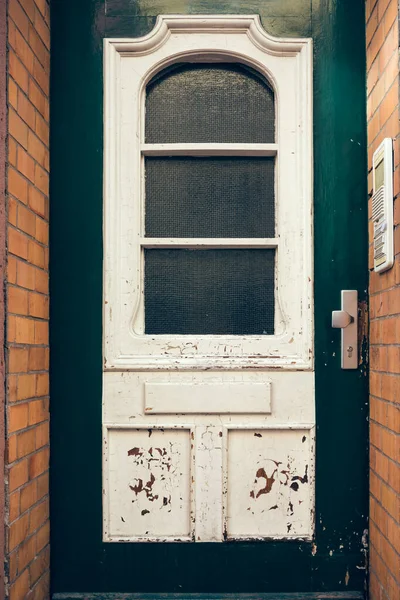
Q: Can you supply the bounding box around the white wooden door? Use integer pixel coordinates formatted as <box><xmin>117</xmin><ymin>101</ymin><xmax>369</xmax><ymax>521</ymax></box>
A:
<box><xmin>102</xmin><ymin>15</ymin><xmax>314</xmax><ymax>543</ymax></box>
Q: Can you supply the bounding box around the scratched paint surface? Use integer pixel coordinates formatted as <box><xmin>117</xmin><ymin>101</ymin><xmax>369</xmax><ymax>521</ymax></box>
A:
<box><xmin>227</xmin><ymin>430</ymin><xmax>311</xmax><ymax>538</ymax></box>
<box><xmin>107</xmin><ymin>429</ymin><xmax>191</xmax><ymax>538</ymax></box>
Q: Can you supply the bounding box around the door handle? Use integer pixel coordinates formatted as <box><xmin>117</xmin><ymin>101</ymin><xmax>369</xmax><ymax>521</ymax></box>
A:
<box><xmin>332</xmin><ymin>290</ymin><xmax>358</xmax><ymax>369</ymax></box>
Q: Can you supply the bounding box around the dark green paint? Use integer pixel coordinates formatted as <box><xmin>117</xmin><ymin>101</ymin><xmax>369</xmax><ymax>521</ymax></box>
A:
<box><xmin>53</xmin><ymin>593</ymin><xmax>364</xmax><ymax>600</ymax></box>
<box><xmin>50</xmin><ymin>0</ymin><xmax>368</xmax><ymax>595</ymax></box>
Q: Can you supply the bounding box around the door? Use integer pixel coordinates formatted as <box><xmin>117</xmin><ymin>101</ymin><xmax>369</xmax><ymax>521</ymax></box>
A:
<box><xmin>50</xmin><ymin>0</ymin><xmax>368</xmax><ymax>595</ymax></box>
<box><xmin>103</xmin><ymin>15</ymin><xmax>314</xmax><ymax>544</ymax></box>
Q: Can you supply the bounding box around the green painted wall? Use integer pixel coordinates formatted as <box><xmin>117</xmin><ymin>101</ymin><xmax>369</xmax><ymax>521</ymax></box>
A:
<box><xmin>50</xmin><ymin>0</ymin><xmax>368</xmax><ymax>594</ymax></box>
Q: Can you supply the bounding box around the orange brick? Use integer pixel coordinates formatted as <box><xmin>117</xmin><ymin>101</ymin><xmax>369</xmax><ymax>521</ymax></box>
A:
<box><xmin>35</xmin><ymin>112</ymin><xmax>48</xmax><ymax>146</ymax></box>
<box><xmin>28</xmin><ymin>78</ymin><xmax>46</xmax><ymax>119</ymax></box>
<box><xmin>8</xmin><ymin>137</ymin><xmax>18</xmax><ymax>167</ymax></box>
<box><xmin>28</xmin><ymin>347</ymin><xmax>46</xmax><ymax>371</ymax></box>
<box><xmin>9</xmin><ymin>566</ymin><xmax>29</xmax><ymax>600</ymax></box>
<box><xmin>7</xmin><ymin>374</ymin><xmax>18</xmax><ymax>402</ymax></box>
<box><xmin>15</xmin><ymin>316</ymin><xmax>35</xmax><ymax>344</ymax></box>
<box><xmin>17</xmin><ymin>260</ymin><xmax>35</xmax><ymax>290</ymax></box>
<box><xmin>9</xmin><ymin>0</ymin><xmax>30</xmax><ymax>38</ymax></box>
<box><xmin>18</xmin><ymin>535</ymin><xmax>37</xmax><ymax>571</ymax></box>
<box><xmin>35</xmin><ymin>373</ymin><xmax>48</xmax><ymax>397</ymax></box>
<box><xmin>27</xmin><ymin>131</ymin><xmax>47</xmax><ymax>169</ymax></box>
<box><xmin>27</xmin><ymin>186</ymin><xmax>45</xmax><ymax>218</ymax></box>
<box><xmin>28</xmin><ymin>240</ymin><xmax>45</xmax><ymax>269</ymax></box>
<box><xmin>34</xmin><ymin>163</ymin><xmax>48</xmax><ymax>195</ymax></box>
<box><xmin>29</xmin><ymin>545</ymin><xmax>49</xmax><ymax>586</ymax></box>
<box><xmin>31</xmin><ymin>569</ymin><xmax>50</xmax><ymax>599</ymax></box>
<box><xmin>7</xmin><ymin>315</ymin><xmax>17</xmax><ymax>343</ymax></box>
<box><xmin>8</xmin><ymin>286</ymin><xmax>29</xmax><ymax>315</ymax></box>
<box><xmin>36</xmin><ymin>472</ymin><xmax>48</xmax><ymax>500</ymax></box>
<box><xmin>8</xmin><ymin>78</ymin><xmax>18</xmax><ymax>110</ymax></box>
<box><xmin>8</xmin><ymin>108</ymin><xmax>28</xmax><ymax>150</ymax></box>
<box><xmin>368</xmin><ymin>20</ymin><xmax>385</xmax><ymax>68</ymax></box>
<box><xmin>8</xmin><ymin>168</ymin><xmax>28</xmax><ymax>204</ymax></box>
<box><xmin>17</xmin><ymin>146</ymin><xmax>35</xmax><ymax>183</ymax></box>
<box><xmin>7</xmin><ymin>434</ymin><xmax>18</xmax><ymax>463</ymax></box>
<box><xmin>29</xmin><ymin>499</ymin><xmax>49</xmax><ymax>534</ymax></box>
<box><xmin>28</xmin><ymin>23</ymin><xmax>49</xmax><ymax>71</ymax></box>
<box><xmin>18</xmin><ymin>204</ymin><xmax>36</xmax><ymax>237</ymax></box>
<box><xmin>8</xmin><ymin>227</ymin><xmax>29</xmax><ymax>260</ymax></box>
<box><xmin>9</xmin><ymin>491</ymin><xmax>20</xmax><ymax>523</ymax></box>
<box><xmin>32</xmin><ymin>56</ymin><xmax>48</xmax><ymax>96</ymax></box>
<box><xmin>34</xmin><ymin>269</ymin><xmax>48</xmax><ymax>294</ymax></box>
<box><xmin>378</xmin><ymin>21</ymin><xmax>398</xmax><ymax>72</ymax></box>
<box><xmin>34</xmin><ymin>320</ymin><xmax>47</xmax><ymax>345</ymax></box>
<box><xmin>16</xmin><ymin>373</ymin><xmax>37</xmax><ymax>401</ymax></box>
<box><xmin>34</xmin><ymin>8</ymin><xmax>50</xmax><ymax>50</ymax></box>
<box><xmin>29</xmin><ymin>399</ymin><xmax>48</xmax><ymax>426</ymax></box>
<box><xmin>28</xmin><ymin>447</ymin><xmax>49</xmax><ymax>479</ymax></box>
<box><xmin>8</xmin><ymin>459</ymin><xmax>28</xmax><ymax>492</ymax></box>
<box><xmin>8</xmin><ymin>197</ymin><xmax>18</xmax><ymax>226</ymax></box>
<box><xmin>35</xmin><ymin>217</ymin><xmax>48</xmax><ymax>244</ymax></box>
<box><xmin>17</xmin><ymin>428</ymin><xmax>36</xmax><ymax>458</ymax></box>
<box><xmin>20</xmin><ymin>480</ymin><xmax>37</xmax><ymax>514</ymax></box>
<box><xmin>379</xmin><ymin>80</ymin><xmax>398</xmax><ymax>127</ymax></box>
<box><xmin>35</xmin><ymin>422</ymin><xmax>48</xmax><ymax>449</ymax></box>
<box><xmin>8</xmin><ymin>50</ymin><xmax>29</xmax><ymax>94</ymax></box>
<box><xmin>9</xmin><ymin>403</ymin><xmax>29</xmax><ymax>433</ymax></box>
<box><xmin>36</xmin><ymin>521</ymin><xmax>49</xmax><ymax>553</ymax></box>
<box><xmin>28</xmin><ymin>292</ymin><xmax>48</xmax><ymax>319</ymax></box>
<box><xmin>13</xmin><ymin>27</ymin><xmax>35</xmax><ymax>74</ymax></box>
<box><xmin>8</xmin><ymin>256</ymin><xmax>17</xmax><ymax>285</ymax></box>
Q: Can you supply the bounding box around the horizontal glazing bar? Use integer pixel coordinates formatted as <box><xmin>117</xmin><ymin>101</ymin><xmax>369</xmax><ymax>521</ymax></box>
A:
<box><xmin>141</xmin><ymin>143</ymin><xmax>278</xmax><ymax>157</ymax></box>
<box><xmin>140</xmin><ymin>238</ymin><xmax>279</xmax><ymax>248</ymax></box>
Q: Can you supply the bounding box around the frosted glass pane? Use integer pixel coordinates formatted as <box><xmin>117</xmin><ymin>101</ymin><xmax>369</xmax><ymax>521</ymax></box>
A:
<box><xmin>145</xmin><ymin>249</ymin><xmax>275</xmax><ymax>335</ymax></box>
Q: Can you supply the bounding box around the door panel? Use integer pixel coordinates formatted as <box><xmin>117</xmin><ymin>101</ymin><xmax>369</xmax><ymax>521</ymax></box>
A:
<box><xmin>50</xmin><ymin>0</ymin><xmax>368</xmax><ymax>594</ymax></box>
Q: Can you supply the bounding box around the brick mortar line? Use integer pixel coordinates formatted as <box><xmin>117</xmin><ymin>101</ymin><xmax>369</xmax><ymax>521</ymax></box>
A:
<box><xmin>8</xmin><ymin>3</ymin><xmax>50</xmax><ymax>52</ymax></box>
<box><xmin>9</xmin><ymin>133</ymin><xmax>50</xmax><ymax>174</ymax></box>
<box><xmin>369</xmin><ymin>439</ymin><xmax>400</xmax><ymax>467</ymax></box>
<box><xmin>369</xmin><ymin>392</ymin><xmax>400</xmax><ymax>411</ymax></box>
<box><xmin>7</xmin><ymin>73</ymin><xmax>49</xmax><ymax>123</ymax></box>
<box><xmin>370</xmin><ymin>415</ymin><xmax>400</xmax><ymax>437</ymax></box>
<box><xmin>7</xmin><ymin>49</ymin><xmax>49</xmax><ymax>100</ymax></box>
<box><xmin>8</xmin><ymin>103</ymin><xmax>50</xmax><ymax>149</ymax></box>
<box><xmin>8</xmin><ymin>16</ymin><xmax>50</xmax><ymax>73</ymax></box>
<box><xmin>370</xmin><ymin>495</ymin><xmax>400</xmax><ymax>540</ymax></box>
<box><xmin>366</xmin><ymin>2</ymin><xmax>399</xmax><ymax>51</ymax></box>
<box><xmin>369</xmin><ymin>532</ymin><xmax>400</xmax><ymax>584</ymax></box>
<box><xmin>371</xmin><ymin>442</ymin><xmax>400</xmax><ymax>469</ymax></box>
<box><xmin>367</xmin><ymin>75</ymin><xmax>399</xmax><ymax>123</ymax></box>
<box><xmin>370</xmin><ymin>486</ymin><xmax>400</xmax><ymax>525</ymax></box>
<box><xmin>7</xmin><ymin>395</ymin><xmax>50</xmax><ymax>407</ymax></box>
<box><xmin>7</xmin><ymin>311</ymin><xmax>49</xmax><ymax>322</ymax></box>
<box><xmin>369</xmin><ymin>519</ymin><xmax>400</xmax><ymax>565</ymax></box>
<box><xmin>8</xmin><ymin>282</ymin><xmax>49</xmax><ymax>298</ymax></box>
<box><xmin>8</xmin><ymin>496</ymin><xmax>49</xmax><ymax>531</ymax></box>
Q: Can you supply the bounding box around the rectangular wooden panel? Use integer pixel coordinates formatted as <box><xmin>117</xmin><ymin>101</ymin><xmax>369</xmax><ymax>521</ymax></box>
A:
<box><xmin>105</xmin><ymin>428</ymin><xmax>192</xmax><ymax>541</ymax></box>
<box><xmin>144</xmin><ymin>382</ymin><xmax>271</xmax><ymax>414</ymax></box>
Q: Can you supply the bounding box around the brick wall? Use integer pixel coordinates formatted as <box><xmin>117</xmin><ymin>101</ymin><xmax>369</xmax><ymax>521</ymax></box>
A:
<box><xmin>5</xmin><ymin>0</ymin><xmax>50</xmax><ymax>598</ymax></box>
<box><xmin>366</xmin><ymin>1</ymin><xmax>400</xmax><ymax>599</ymax></box>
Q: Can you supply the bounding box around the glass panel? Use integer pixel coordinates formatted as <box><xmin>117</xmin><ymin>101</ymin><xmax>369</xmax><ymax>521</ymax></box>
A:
<box><xmin>145</xmin><ymin>249</ymin><xmax>275</xmax><ymax>335</ymax></box>
<box><xmin>145</xmin><ymin>63</ymin><xmax>275</xmax><ymax>143</ymax></box>
<box><xmin>145</xmin><ymin>157</ymin><xmax>275</xmax><ymax>238</ymax></box>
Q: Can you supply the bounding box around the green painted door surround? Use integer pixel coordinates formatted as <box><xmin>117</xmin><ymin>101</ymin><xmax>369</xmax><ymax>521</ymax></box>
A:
<box><xmin>50</xmin><ymin>0</ymin><xmax>368</xmax><ymax>596</ymax></box>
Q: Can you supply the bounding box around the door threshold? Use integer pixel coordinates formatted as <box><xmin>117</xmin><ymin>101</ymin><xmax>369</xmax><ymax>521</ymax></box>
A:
<box><xmin>53</xmin><ymin>592</ymin><xmax>364</xmax><ymax>599</ymax></box>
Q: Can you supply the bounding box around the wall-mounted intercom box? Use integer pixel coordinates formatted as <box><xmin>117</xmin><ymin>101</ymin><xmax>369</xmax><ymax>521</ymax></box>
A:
<box><xmin>372</xmin><ymin>138</ymin><xmax>394</xmax><ymax>273</ymax></box>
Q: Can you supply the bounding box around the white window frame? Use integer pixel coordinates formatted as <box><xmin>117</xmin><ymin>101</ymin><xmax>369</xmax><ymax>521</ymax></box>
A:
<box><xmin>103</xmin><ymin>15</ymin><xmax>313</xmax><ymax>371</ymax></box>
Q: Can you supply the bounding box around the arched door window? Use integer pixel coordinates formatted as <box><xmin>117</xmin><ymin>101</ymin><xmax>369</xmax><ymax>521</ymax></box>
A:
<box><xmin>143</xmin><ymin>63</ymin><xmax>276</xmax><ymax>336</ymax></box>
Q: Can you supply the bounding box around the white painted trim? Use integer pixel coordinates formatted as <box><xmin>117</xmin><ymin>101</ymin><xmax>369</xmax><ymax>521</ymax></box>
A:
<box><xmin>141</xmin><ymin>238</ymin><xmax>279</xmax><ymax>249</ymax></box>
<box><xmin>103</xmin><ymin>14</ymin><xmax>313</xmax><ymax>370</ymax></box>
<box><xmin>142</xmin><ymin>143</ymin><xmax>278</xmax><ymax>156</ymax></box>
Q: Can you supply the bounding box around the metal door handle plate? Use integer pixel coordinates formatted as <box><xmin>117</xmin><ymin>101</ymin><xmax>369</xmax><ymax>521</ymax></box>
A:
<box><xmin>332</xmin><ymin>290</ymin><xmax>358</xmax><ymax>369</ymax></box>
